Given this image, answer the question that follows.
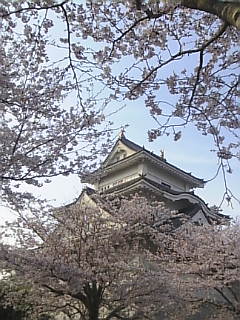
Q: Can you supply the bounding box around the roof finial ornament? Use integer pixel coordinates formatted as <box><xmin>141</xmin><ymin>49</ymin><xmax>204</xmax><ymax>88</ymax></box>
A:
<box><xmin>118</xmin><ymin>128</ymin><xmax>125</xmax><ymax>139</ymax></box>
<box><xmin>160</xmin><ymin>149</ymin><xmax>165</xmax><ymax>159</ymax></box>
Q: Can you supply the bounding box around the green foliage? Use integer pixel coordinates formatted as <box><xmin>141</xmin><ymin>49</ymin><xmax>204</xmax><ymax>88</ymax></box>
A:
<box><xmin>0</xmin><ymin>305</ymin><xmax>26</xmax><ymax>320</ymax></box>
<box><xmin>0</xmin><ymin>276</ymin><xmax>54</xmax><ymax>320</ymax></box>
<box><xmin>0</xmin><ymin>279</ymin><xmax>28</xmax><ymax>319</ymax></box>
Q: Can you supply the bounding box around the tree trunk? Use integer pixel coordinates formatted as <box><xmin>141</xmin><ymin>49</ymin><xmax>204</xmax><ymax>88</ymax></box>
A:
<box><xmin>88</xmin><ymin>308</ymin><xmax>99</xmax><ymax>320</ymax></box>
<box><xmin>84</xmin><ymin>282</ymin><xmax>103</xmax><ymax>320</ymax></box>
<box><xmin>181</xmin><ymin>0</ymin><xmax>240</xmax><ymax>29</ymax></box>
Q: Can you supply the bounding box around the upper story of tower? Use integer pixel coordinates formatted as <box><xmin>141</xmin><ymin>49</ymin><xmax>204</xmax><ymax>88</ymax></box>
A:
<box><xmin>83</xmin><ymin>133</ymin><xmax>205</xmax><ymax>194</ymax></box>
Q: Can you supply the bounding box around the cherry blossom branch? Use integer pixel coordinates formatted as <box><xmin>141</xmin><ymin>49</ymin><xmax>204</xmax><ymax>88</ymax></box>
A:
<box><xmin>11</xmin><ymin>118</ymin><xmax>27</xmax><ymax>157</ymax></box>
<box><xmin>130</xmin><ymin>22</ymin><xmax>228</xmax><ymax>96</ymax></box>
<box><xmin>107</xmin><ymin>5</ymin><xmax>175</xmax><ymax>59</ymax></box>
<box><xmin>0</xmin><ymin>0</ymin><xmax>69</xmax><ymax>18</ymax></box>
<box><xmin>60</xmin><ymin>3</ymin><xmax>86</xmax><ymax>113</ymax></box>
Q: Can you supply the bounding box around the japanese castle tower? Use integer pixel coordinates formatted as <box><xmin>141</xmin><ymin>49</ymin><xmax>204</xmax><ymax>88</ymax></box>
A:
<box><xmin>82</xmin><ymin>133</ymin><xmax>227</xmax><ymax>225</ymax></box>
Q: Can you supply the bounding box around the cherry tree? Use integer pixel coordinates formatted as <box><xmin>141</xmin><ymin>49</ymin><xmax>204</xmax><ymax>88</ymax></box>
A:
<box><xmin>1</xmin><ymin>192</ymin><xmax>239</xmax><ymax>320</ymax></box>
<box><xmin>0</xmin><ymin>195</ymin><xmax>184</xmax><ymax>320</ymax></box>
<box><xmin>163</xmin><ymin>221</ymin><xmax>240</xmax><ymax>319</ymax></box>
<box><xmin>0</xmin><ymin>0</ymin><xmax>113</xmax><ymax>210</ymax></box>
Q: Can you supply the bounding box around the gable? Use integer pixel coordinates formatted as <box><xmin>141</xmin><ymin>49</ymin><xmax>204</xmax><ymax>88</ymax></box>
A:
<box><xmin>191</xmin><ymin>209</ymin><xmax>209</xmax><ymax>225</ymax></box>
<box><xmin>103</xmin><ymin>140</ymin><xmax>139</xmax><ymax>167</ymax></box>
<box><xmin>76</xmin><ymin>189</ymin><xmax>97</xmax><ymax>208</ymax></box>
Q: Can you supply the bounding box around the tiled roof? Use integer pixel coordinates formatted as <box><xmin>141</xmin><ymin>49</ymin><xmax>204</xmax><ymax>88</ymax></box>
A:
<box><xmin>103</xmin><ymin>175</ymin><xmax>189</xmax><ymax>197</ymax></box>
<box><xmin>120</xmin><ymin>135</ymin><xmax>143</xmax><ymax>152</ymax></box>
<box><xmin>100</xmin><ymin>176</ymin><xmax>229</xmax><ymax>222</ymax></box>
<box><xmin>118</xmin><ymin>136</ymin><xmax>204</xmax><ymax>183</ymax></box>
<box><xmin>86</xmin><ymin>135</ymin><xmax>203</xmax><ymax>186</ymax></box>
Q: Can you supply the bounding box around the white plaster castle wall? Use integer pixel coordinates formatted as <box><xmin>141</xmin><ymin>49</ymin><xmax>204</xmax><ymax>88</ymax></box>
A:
<box><xmin>97</xmin><ymin>159</ymin><xmax>192</xmax><ymax>193</ymax></box>
<box><xmin>145</xmin><ymin>162</ymin><xmax>188</xmax><ymax>192</ymax></box>
<box><xmin>98</xmin><ymin>164</ymin><xmax>139</xmax><ymax>191</ymax></box>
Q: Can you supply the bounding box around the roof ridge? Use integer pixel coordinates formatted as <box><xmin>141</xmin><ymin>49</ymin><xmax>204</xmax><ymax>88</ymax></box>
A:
<box><xmin>120</xmin><ymin>135</ymin><xmax>143</xmax><ymax>152</ymax></box>
<box><xmin>120</xmin><ymin>136</ymin><xmax>203</xmax><ymax>182</ymax></box>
